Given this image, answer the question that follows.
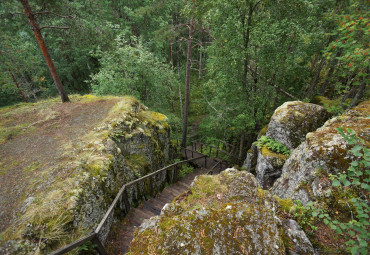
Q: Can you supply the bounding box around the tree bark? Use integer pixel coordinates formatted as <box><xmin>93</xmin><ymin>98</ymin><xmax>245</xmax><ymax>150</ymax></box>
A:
<box><xmin>19</xmin><ymin>0</ymin><xmax>70</xmax><ymax>103</ymax></box>
<box><xmin>181</xmin><ymin>19</ymin><xmax>194</xmax><ymax>148</ymax></box>
<box><xmin>241</xmin><ymin>3</ymin><xmax>254</xmax><ymax>95</ymax></box>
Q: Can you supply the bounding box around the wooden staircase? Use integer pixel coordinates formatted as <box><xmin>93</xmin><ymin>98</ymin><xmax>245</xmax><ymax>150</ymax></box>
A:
<box><xmin>105</xmin><ymin>167</ymin><xmax>211</xmax><ymax>254</ymax></box>
<box><xmin>105</xmin><ymin>144</ymin><xmax>233</xmax><ymax>254</ymax></box>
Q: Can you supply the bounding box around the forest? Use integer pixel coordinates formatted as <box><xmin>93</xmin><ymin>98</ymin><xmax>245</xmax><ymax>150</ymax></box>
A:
<box><xmin>1</xmin><ymin>0</ymin><xmax>369</xmax><ymax>150</ymax></box>
<box><xmin>0</xmin><ymin>1</ymin><xmax>369</xmax><ymax>254</ymax></box>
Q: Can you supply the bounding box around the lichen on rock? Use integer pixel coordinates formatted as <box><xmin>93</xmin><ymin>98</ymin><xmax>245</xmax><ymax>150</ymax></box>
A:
<box><xmin>128</xmin><ymin>168</ymin><xmax>314</xmax><ymax>255</ymax></box>
<box><xmin>272</xmin><ymin>101</ymin><xmax>370</xmax><ymax>205</ymax></box>
<box><xmin>266</xmin><ymin>101</ymin><xmax>332</xmax><ymax>150</ymax></box>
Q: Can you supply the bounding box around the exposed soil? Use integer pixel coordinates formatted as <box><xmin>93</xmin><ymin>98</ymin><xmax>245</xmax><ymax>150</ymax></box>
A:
<box><xmin>0</xmin><ymin>97</ymin><xmax>119</xmax><ymax>232</ymax></box>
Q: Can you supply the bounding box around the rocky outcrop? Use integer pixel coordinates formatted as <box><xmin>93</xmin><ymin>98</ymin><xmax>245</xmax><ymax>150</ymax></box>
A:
<box><xmin>247</xmin><ymin>101</ymin><xmax>331</xmax><ymax>189</ymax></box>
<box><xmin>128</xmin><ymin>168</ymin><xmax>314</xmax><ymax>255</ymax></box>
<box><xmin>266</xmin><ymin>101</ymin><xmax>331</xmax><ymax>150</ymax></box>
<box><xmin>282</xmin><ymin>219</ymin><xmax>315</xmax><ymax>255</ymax></box>
<box><xmin>255</xmin><ymin>146</ymin><xmax>288</xmax><ymax>189</ymax></box>
<box><xmin>0</xmin><ymin>96</ymin><xmax>174</xmax><ymax>254</ymax></box>
<box><xmin>272</xmin><ymin>101</ymin><xmax>369</xmax><ymax>204</ymax></box>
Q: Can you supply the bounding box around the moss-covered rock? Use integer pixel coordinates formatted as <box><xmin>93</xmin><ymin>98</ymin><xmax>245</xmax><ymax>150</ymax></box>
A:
<box><xmin>255</xmin><ymin>146</ymin><xmax>288</xmax><ymax>189</ymax></box>
<box><xmin>272</xmin><ymin>101</ymin><xmax>370</xmax><ymax>205</ymax></box>
<box><xmin>127</xmin><ymin>169</ymin><xmax>314</xmax><ymax>255</ymax></box>
<box><xmin>266</xmin><ymin>101</ymin><xmax>332</xmax><ymax>150</ymax></box>
<box><xmin>0</xmin><ymin>95</ymin><xmax>174</xmax><ymax>254</ymax></box>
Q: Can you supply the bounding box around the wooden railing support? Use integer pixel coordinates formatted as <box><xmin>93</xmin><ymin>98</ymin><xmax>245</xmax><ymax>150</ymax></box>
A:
<box><xmin>92</xmin><ymin>236</ymin><xmax>108</xmax><ymax>255</ymax></box>
<box><xmin>123</xmin><ymin>189</ymin><xmax>130</xmax><ymax>214</ymax></box>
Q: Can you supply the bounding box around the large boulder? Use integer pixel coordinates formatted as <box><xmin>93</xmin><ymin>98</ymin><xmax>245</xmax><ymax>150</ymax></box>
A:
<box><xmin>266</xmin><ymin>101</ymin><xmax>331</xmax><ymax>150</ymax></box>
<box><xmin>128</xmin><ymin>169</ymin><xmax>314</xmax><ymax>255</ymax></box>
<box><xmin>272</xmin><ymin>101</ymin><xmax>370</xmax><ymax>204</ymax></box>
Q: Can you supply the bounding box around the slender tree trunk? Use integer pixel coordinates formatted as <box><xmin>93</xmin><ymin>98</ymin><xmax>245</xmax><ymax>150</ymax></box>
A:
<box><xmin>19</xmin><ymin>0</ymin><xmax>70</xmax><ymax>103</ymax></box>
<box><xmin>350</xmin><ymin>74</ymin><xmax>368</xmax><ymax>108</ymax></box>
<box><xmin>320</xmin><ymin>50</ymin><xmax>341</xmax><ymax>95</ymax></box>
<box><xmin>238</xmin><ymin>132</ymin><xmax>245</xmax><ymax>165</ymax></box>
<box><xmin>181</xmin><ymin>19</ymin><xmax>194</xmax><ymax>148</ymax></box>
<box><xmin>242</xmin><ymin>4</ymin><xmax>254</xmax><ymax>95</ymax></box>
<box><xmin>176</xmin><ymin>40</ymin><xmax>183</xmax><ymax>120</ymax></box>
<box><xmin>199</xmin><ymin>45</ymin><xmax>202</xmax><ymax>79</ymax></box>
<box><xmin>307</xmin><ymin>57</ymin><xmax>325</xmax><ymax>98</ymax></box>
<box><xmin>169</xmin><ymin>40</ymin><xmax>173</xmax><ymax>67</ymax></box>
<box><xmin>9</xmin><ymin>71</ymin><xmax>28</xmax><ymax>103</ymax></box>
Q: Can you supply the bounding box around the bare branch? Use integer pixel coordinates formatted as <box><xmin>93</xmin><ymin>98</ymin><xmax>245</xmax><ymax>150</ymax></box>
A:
<box><xmin>40</xmin><ymin>26</ymin><xmax>70</xmax><ymax>30</ymax></box>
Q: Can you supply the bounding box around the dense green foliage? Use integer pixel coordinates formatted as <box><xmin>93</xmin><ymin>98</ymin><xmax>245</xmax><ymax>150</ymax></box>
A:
<box><xmin>0</xmin><ymin>0</ymin><xmax>368</xmax><ymax>146</ymax></box>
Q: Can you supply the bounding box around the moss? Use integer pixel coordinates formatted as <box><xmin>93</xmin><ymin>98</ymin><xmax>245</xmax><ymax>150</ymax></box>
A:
<box><xmin>273</xmin><ymin>195</ymin><xmax>293</xmax><ymax>213</ymax></box>
<box><xmin>125</xmin><ymin>154</ymin><xmax>149</xmax><ymax>171</ymax></box>
<box><xmin>261</xmin><ymin>146</ymin><xmax>288</xmax><ymax>160</ymax></box>
<box><xmin>137</xmin><ymin>111</ymin><xmax>169</xmax><ymax>130</ymax></box>
<box><xmin>258</xmin><ymin>124</ymin><xmax>268</xmax><ymax>137</ymax></box>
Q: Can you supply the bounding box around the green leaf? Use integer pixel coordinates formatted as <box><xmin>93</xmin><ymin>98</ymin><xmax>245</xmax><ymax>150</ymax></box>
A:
<box><xmin>361</xmin><ymin>183</ymin><xmax>369</xmax><ymax>190</ymax></box>
<box><xmin>332</xmin><ymin>179</ymin><xmax>341</xmax><ymax>186</ymax></box>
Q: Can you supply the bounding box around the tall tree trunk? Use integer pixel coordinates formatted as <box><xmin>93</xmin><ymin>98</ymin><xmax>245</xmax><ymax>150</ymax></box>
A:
<box><xmin>241</xmin><ymin>3</ymin><xmax>254</xmax><ymax>95</ymax></box>
<box><xmin>168</xmin><ymin>40</ymin><xmax>173</xmax><ymax>67</ymax></box>
<box><xmin>320</xmin><ymin>50</ymin><xmax>341</xmax><ymax>95</ymax></box>
<box><xmin>307</xmin><ymin>57</ymin><xmax>325</xmax><ymax>98</ymax></box>
<box><xmin>181</xmin><ymin>19</ymin><xmax>194</xmax><ymax>148</ymax></box>
<box><xmin>9</xmin><ymin>71</ymin><xmax>28</xmax><ymax>103</ymax></box>
<box><xmin>350</xmin><ymin>75</ymin><xmax>368</xmax><ymax>108</ymax></box>
<box><xmin>19</xmin><ymin>0</ymin><xmax>70</xmax><ymax>103</ymax></box>
<box><xmin>176</xmin><ymin>40</ymin><xmax>183</xmax><ymax>120</ymax></box>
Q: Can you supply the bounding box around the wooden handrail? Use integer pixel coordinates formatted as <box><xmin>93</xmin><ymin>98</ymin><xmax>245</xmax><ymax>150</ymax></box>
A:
<box><xmin>192</xmin><ymin>141</ymin><xmax>239</xmax><ymax>161</ymax></box>
<box><xmin>48</xmin><ymin>155</ymin><xmax>206</xmax><ymax>255</ymax></box>
<box><xmin>49</xmin><ymin>232</ymin><xmax>96</xmax><ymax>255</ymax></box>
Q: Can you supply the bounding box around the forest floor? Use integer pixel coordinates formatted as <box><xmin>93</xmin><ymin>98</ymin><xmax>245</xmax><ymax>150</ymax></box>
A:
<box><xmin>0</xmin><ymin>95</ymin><xmax>119</xmax><ymax>232</ymax></box>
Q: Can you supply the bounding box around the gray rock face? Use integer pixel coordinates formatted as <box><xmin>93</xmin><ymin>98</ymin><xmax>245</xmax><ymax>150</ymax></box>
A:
<box><xmin>266</xmin><ymin>101</ymin><xmax>331</xmax><ymax>150</ymax></box>
<box><xmin>243</xmin><ymin>144</ymin><xmax>258</xmax><ymax>174</ymax></box>
<box><xmin>255</xmin><ymin>147</ymin><xmax>286</xmax><ymax>189</ymax></box>
<box><xmin>73</xmin><ymin>120</ymin><xmax>172</xmax><ymax>242</ymax></box>
<box><xmin>272</xmin><ymin>101</ymin><xmax>370</xmax><ymax>205</ymax></box>
<box><xmin>283</xmin><ymin>219</ymin><xmax>315</xmax><ymax>255</ymax></box>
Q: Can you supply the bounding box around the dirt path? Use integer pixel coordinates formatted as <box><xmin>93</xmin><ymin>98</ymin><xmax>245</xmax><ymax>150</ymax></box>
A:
<box><xmin>0</xmin><ymin>97</ymin><xmax>119</xmax><ymax>232</ymax></box>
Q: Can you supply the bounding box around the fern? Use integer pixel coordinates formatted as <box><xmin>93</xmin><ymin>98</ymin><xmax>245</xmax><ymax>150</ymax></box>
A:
<box><xmin>254</xmin><ymin>136</ymin><xmax>291</xmax><ymax>156</ymax></box>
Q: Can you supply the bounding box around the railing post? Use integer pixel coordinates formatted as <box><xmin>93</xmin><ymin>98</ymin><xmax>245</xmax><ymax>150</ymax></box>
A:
<box><xmin>216</xmin><ymin>149</ymin><xmax>219</xmax><ymax>158</ymax></box>
<box><xmin>122</xmin><ymin>189</ymin><xmax>130</xmax><ymax>214</ymax></box>
<box><xmin>92</xmin><ymin>235</ymin><xmax>108</xmax><ymax>255</ymax></box>
<box><xmin>192</xmin><ymin>149</ymin><xmax>194</xmax><ymax>158</ymax></box>
<box><xmin>200</xmin><ymin>143</ymin><xmax>203</xmax><ymax>154</ymax></box>
<box><xmin>209</xmin><ymin>146</ymin><xmax>212</xmax><ymax>156</ymax></box>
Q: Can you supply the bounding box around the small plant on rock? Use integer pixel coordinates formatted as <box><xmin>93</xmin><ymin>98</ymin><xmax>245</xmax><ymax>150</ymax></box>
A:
<box><xmin>254</xmin><ymin>136</ymin><xmax>291</xmax><ymax>156</ymax></box>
